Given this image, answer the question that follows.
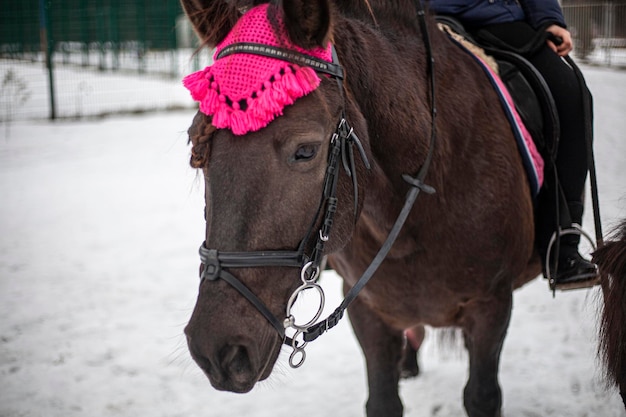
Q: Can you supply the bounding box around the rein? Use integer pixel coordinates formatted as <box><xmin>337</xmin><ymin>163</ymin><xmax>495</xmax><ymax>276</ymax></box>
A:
<box><xmin>197</xmin><ymin>3</ymin><xmax>437</xmax><ymax>368</ymax></box>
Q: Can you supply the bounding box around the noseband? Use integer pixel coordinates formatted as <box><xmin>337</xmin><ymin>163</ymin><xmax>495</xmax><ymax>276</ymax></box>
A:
<box><xmin>197</xmin><ymin>5</ymin><xmax>437</xmax><ymax>368</ymax></box>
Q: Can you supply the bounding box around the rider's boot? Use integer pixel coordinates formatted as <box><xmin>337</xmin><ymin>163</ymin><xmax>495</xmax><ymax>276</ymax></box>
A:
<box><xmin>550</xmin><ymin>202</ymin><xmax>598</xmax><ymax>290</ymax></box>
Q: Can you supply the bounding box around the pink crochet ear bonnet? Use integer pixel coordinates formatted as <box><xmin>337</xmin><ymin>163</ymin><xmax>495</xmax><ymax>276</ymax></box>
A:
<box><xmin>182</xmin><ymin>4</ymin><xmax>333</xmax><ymax>135</ymax></box>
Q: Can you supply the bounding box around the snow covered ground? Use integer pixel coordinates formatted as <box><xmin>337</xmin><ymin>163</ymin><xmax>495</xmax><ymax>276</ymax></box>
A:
<box><xmin>0</xmin><ymin>64</ymin><xmax>625</xmax><ymax>417</ymax></box>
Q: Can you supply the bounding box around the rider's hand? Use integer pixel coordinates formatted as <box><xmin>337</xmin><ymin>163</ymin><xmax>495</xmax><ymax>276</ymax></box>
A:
<box><xmin>545</xmin><ymin>24</ymin><xmax>573</xmax><ymax>57</ymax></box>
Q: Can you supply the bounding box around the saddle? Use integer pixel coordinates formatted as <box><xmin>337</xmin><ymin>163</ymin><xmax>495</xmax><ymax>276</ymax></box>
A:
<box><xmin>437</xmin><ymin>17</ymin><xmax>603</xmax><ymax>291</ymax></box>
<box><xmin>436</xmin><ymin>16</ymin><xmax>559</xmax><ymax>163</ymax></box>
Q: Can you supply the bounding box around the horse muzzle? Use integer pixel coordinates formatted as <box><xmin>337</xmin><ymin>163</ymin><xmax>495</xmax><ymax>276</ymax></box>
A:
<box><xmin>185</xmin><ymin>329</ymin><xmax>275</xmax><ymax>393</ymax></box>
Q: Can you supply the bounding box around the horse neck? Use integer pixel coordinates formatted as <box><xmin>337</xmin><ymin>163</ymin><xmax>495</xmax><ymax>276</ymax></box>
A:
<box><xmin>332</xmin><ymin>8</ymin><xmax>533</xmax><ymax>243</ymax></box>
<box><xmin>333</xmin><ymin>12</ymin><xmax>442</xmax><ymax>198</ymax></box>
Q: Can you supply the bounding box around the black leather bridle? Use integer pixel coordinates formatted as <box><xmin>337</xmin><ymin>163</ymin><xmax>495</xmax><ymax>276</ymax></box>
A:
<box><xmin>196</xmin><ymin>3</ymin><xmax>437</xmax><ymax>368</ymax></box>
<box><xmin>199</xmin><ymin>43</ymin><xmax>373</xmax><ymax>364</ymax></box>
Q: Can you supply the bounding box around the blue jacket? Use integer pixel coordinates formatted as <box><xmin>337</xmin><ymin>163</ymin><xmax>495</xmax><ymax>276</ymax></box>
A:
<box><xmin>427</xmin><ymin>0</ymin><xmax>566</xmax><ymax>30</ymax></box>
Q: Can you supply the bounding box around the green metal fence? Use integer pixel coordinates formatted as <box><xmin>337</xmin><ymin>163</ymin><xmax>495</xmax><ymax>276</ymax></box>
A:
<box><xmin>1</xmin><ymin>0</ymin><xmax>199</xmax><ymax>76</ymax></box>
<box><xmin>2</xmin><ymin>0</ymin><xmax>182</xmax><ymax>58</ymax></box>
<box><xmin>1</xmin><ymin>1</ymin><xmax>624</xmax><ymax>124</ymax></box>
<box><xmin>0</xmin><ymin>0</ymin><xmax>205</xmax><ymax>122</ymax></box>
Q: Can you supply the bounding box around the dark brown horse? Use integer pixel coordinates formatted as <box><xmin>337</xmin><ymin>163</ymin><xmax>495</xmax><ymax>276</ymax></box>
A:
<box><xmin>179</xmin><ymin>1</ymin><xmax>626</xmax><ymax>416</ymax></box>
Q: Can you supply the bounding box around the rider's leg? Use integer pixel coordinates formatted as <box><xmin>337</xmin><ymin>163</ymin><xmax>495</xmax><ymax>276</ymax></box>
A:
<box><xmin>527</xmin><ymin>46</ymin><xmax>598</xmax><ymax>285</ymax></box>
<box><xmin>477</xmin><ymin>21</ymin><xmax>597</xmax><ymax>285</ymax></box>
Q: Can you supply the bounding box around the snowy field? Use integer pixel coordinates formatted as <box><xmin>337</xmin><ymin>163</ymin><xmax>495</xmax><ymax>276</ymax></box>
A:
<box><xmin>1</xmin><ymin>64</ymin><xmax>625</xmax><ymax>417</ymax></box>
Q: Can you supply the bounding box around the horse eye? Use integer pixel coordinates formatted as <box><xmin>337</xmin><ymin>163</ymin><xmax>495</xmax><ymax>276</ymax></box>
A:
<box><xmin>294</xmin><ymin>144</ymin><xmax>318</xmax><ymax>161</ymax></box>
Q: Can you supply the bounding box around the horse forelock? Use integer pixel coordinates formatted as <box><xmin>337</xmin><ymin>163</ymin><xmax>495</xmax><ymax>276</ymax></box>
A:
<box><xmin>188</xmin><ymin>112</ymin><xmax>215</xmax><ymax>169</ymax></box>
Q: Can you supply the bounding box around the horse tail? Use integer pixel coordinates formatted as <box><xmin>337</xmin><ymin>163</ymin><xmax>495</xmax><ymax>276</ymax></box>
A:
<box><xmin>593</xmin><ymin>219</ymin><xmax>626</xmax><ymax>407</ymax></box>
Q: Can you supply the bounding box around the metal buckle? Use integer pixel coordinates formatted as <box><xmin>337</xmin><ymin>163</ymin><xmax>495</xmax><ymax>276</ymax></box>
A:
<box><xmin>284</xmin><ymin>261</ymin><xmax>326</xmax><ymax>368</ymax></box>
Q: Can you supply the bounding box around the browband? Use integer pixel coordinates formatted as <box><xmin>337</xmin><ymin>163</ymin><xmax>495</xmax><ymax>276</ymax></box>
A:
<box><xmin>216</xmin><ymin>42</ymin><xmax>345</xmax><ymax>79</ymax></box>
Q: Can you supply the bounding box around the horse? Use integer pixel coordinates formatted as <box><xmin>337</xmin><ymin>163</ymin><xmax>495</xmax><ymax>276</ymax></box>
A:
<box><xmin>178</xmin><ymin>1</ymin><xmax>626</xmax><ymax>416</ymax></box>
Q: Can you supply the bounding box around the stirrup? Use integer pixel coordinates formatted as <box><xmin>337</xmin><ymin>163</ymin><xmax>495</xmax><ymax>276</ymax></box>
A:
<box><xmin>545</xmin><ymin>224</ymin><xmax>600</xmax><ymax>292</ymax></box>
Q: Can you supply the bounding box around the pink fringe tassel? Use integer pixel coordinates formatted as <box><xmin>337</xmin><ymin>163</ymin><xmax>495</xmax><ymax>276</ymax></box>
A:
<box><xmin>183</xmin><ymin>63</ymin><xmax>323</xmax><ymax>135</ymax></box>
<box><xmin>182</xmin><ymin>70</ymin><xmax>209</xmax><ymax>102</ymax></box>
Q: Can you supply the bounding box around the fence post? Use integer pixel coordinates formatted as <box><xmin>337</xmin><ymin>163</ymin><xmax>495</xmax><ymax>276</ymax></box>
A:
<box><xmin>97</xmin><ymin>6</ymin><xmax>106</xmax><ymax>71</ymax></box>
<box><xmin>137</xmin><ymin>1</ymin><xmax>146</xmax><ymax>74</ymax></box>
<box><xmin>111</xmin><ymin>0</ymin><xmax>120</xmax><ymax>71</ymax></box>
<box><xmin>169</xmin><ymin>0</ymin><xmax>178</xmax><ymax>78</ymax></box>
<box><xmin>81</xmin><ymin>5</ymin><xmax>89</xmax><ymax>67</ymax></box>
<box><xmin>605</xmin><ymin>2</ymin><xmax>614</xmax><ymax>66</ymax></box>
<box><xmin>39</xmin><ymin>0</ymin><xmax>56</xmax><ymax>120</ymax></box>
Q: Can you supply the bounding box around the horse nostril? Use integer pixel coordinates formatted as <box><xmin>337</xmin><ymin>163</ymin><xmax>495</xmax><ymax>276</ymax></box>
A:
<box><xmin>220</xmin><ymin>344</ymin><xmax>252</xmax><ymax>378</ymax></box>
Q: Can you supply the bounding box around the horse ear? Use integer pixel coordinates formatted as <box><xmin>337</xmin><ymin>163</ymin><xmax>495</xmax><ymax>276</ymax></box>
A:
<box><xmin>179</xmin><ymin>0</ymin><xmax>243</xmax><ymax>48</ymax></box>
<box><xmin>282</xmin><ymin>0</ymin><xmax>332</xmax><ymax>49</ymax></box>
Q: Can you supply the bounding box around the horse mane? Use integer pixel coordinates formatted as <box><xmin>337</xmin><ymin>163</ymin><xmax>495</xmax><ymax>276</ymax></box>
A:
<box><xmin>333</xmin><ymin>0</ymin><xmax>424</xmax><ymax>28</ymax></box>
<box><xmin>181</xmin><ymin>1</ymin><xmax>240</xmax><ymax>48</ymax></box>
<box><xmin>188</xmin><ymin>111</ymin><xmax>217</xmax><ymax>168</ymax></box>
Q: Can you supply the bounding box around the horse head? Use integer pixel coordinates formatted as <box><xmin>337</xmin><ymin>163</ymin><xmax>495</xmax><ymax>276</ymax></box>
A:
<box><xmin>181</xmin><ymin>0</ymin><xmax>370</xmax><ymax>393</ymax></box>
